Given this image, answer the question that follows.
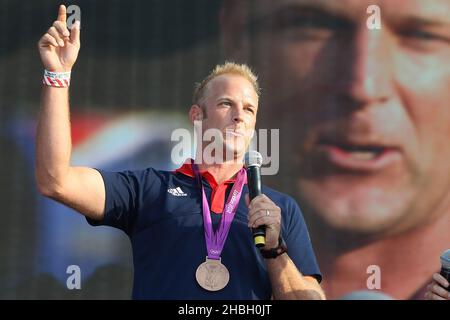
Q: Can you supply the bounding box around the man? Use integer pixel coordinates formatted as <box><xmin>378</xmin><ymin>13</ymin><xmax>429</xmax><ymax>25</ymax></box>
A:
<box><xmin>221</xmin><ymin>0</ymin><xmax>450</xmax><ymax>299</ymax></box>
<box><xmin>36</xmin><ymin>5</ymin><xmax>324</xmax><ymax>299</ymax></box>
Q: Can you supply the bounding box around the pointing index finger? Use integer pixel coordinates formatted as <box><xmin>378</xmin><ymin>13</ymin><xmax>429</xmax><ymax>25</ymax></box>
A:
<box><xmin>57</xmin><ymin>4</ymin><xmax>67</xmax><ymax>23</ymax></box>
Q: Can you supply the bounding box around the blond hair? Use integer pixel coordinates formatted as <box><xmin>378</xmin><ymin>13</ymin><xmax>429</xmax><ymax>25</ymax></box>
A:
<box><xmin>193</xmin><ymin>62</ymin><xmax>260</xmax><ymax>105</ymax></box>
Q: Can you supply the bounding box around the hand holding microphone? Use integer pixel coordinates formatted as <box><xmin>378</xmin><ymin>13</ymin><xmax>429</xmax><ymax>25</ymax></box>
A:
<box><xmin>245</xmin><ymin>151</ymin><xmax>282</xmax><ymax>250</ymax></box>
<box><xmin>424</xmin><ymin>249</ymin><xmax>450</xmax><ymax>300</ymax></box>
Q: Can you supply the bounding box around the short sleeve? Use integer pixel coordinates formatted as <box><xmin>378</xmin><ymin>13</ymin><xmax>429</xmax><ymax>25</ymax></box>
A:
<box><xmin>284</xmin><ymin>198</ymin><xmax>322</xmax><ymax>283</ymax></box>
<box><xmin>86</xmin><ymin>168</ymin><xmax>160</xmax><ymax>235</ymax></box>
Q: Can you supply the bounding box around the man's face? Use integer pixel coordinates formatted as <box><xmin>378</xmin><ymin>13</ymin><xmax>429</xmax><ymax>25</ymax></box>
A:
<box><xmin>197</xmin><ymin>74</ymin><xmax>258</xmax><ymax>162</ymax></box>
<box><xmin>224</xmin><ymin>0</ymin><xmax>450</xmax><ymax>235</ymax></box>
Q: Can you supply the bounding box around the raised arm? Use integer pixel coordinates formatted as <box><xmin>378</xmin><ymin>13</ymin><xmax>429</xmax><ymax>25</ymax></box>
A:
<box><xmin>36</xmin><ymin>5</ymin><xmax>105</xmax><ymax>220</ymax></box>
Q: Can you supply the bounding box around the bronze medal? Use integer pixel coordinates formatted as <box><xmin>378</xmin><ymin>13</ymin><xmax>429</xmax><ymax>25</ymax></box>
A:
<box><xmin>195</xmin><ymin>257</ymin><xmax>230</xmax><ymax>291</ymax></box>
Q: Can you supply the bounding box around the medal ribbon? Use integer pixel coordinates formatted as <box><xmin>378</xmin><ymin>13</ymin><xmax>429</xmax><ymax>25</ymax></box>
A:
<box><xmin>192</xmin><ymin>163</ymin><xmax>246</xmax><ymax>260</ymax></box>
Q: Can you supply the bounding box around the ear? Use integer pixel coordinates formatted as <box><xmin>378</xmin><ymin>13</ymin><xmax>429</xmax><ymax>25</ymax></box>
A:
<box><xmin>189</xmin><ymin>105</ymin><xmax>204</xmax><ymax>124</ymax></box>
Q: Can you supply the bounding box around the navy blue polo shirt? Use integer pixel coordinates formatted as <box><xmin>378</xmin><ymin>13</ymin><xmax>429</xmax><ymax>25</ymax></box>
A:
<box><xmin>87</xmin><ymin>162</ymin><xmax>322</xmax><ymax>300</ymax></box>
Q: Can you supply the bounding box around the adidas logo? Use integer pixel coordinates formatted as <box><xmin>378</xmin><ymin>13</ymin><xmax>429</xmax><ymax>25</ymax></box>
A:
<box><xmin>167</xmin><ymin>187</ymin><xmax>188</xmax><ymax>197</ymax></box>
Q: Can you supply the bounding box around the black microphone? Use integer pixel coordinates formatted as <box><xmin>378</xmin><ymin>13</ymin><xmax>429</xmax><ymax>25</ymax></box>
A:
<box><xmin>244</xmin><ymin>151</ymin><xmax>265</xmax><ymax>248</ymax></box>
<box><xmin>440</xmin><ymin>249</ymin><xmax>450</xmax><ymax>291</ymax></box>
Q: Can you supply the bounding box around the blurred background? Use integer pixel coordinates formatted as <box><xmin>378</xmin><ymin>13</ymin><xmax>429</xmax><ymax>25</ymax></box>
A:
<box><xmin>0</xmin><ymin>0</ymin><xmax>223</xmax><ymax>299</ymax></box>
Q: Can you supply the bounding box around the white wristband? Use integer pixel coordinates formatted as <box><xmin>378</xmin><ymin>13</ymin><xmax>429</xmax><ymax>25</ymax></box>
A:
<box><xmin>42</xmin><ymin>70</ymin><xmax>71</xmax><ymax>87</ymax></box>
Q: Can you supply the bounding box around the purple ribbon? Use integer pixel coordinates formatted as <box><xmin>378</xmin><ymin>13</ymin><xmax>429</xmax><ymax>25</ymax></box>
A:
<box><xmin>192</xmin><ymin>163</ymin><xmax>247</xmax><ymax>260</ymax></box>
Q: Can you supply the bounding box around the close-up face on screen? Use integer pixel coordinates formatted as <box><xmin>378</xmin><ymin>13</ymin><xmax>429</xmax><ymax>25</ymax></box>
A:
<box><xmin>0</xmin><ymin>0</ymin><xmax>449</xmax><ymax>304</ymax></box>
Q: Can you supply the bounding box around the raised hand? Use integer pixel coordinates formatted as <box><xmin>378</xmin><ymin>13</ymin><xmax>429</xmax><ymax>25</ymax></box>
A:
<box><xmin>38</xmin><ymin>5</ymin><xmax>80</xmax><ymax>72</ymax></box>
